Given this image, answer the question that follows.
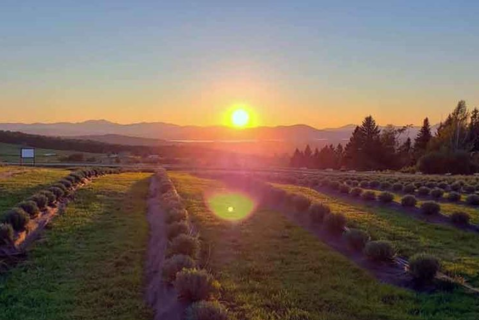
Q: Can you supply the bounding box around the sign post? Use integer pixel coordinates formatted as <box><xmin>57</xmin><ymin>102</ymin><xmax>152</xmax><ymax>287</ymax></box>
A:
<box><xmin>20</xmin><ymin>148</ymin><xmax>35</xmax><ymax>166</ymax></box>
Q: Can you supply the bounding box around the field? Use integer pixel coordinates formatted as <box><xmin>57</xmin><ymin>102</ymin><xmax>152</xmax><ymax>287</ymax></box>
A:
<box><xmin>0</xmin><ymin>166</ymin><xmax>70</xmax><ymax>212</ymax></box>
<box><xmin>1</xmin><ymin>167</ymin><xmax>479</xmax><ymax>320</ymax></box>
<box><xmin>169</xmin><ymin>171</ymin><xmax>479</xmax><ymax>319</ymax></box>
<box><xmin>275</xmin><ymin>183</ymin><xmax>479</xmax><ymax>285</ymax></box>
<box><xmin>0</xmin><ymin>171</ymin><xmax>153</xmax><ymax>320</ymax></box>
<box><xmin>0</xmin><ymin>142</ymin><xmax>105</xmax><ymax>164</ymax></box>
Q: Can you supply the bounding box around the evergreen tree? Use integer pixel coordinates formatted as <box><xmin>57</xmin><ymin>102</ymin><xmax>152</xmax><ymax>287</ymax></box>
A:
<box><xmin>344</xmin><ymin>126</ymin><xmax>362</xmax><ymax>168</ymax></box>
<box><xmin>313</xmin><ymin>148</ymin><xmax>320</xmax><ymax>168</ymax></box>
<box><xmin>414</xmin><ymin>117</ymin><xmax>432</xmax><ymax>156</ymax></box>
<box><xmin>304</xmin><ymin>145</ymin><xmax>313</xmax><ymax>167</ymax></box>
<box><xmin>345</xmin><ymin>116</ymin><xmax>382</xmax><ymax>170</ymax></box>
<box><xmin>398</xmin><ymin>137</ymin><xmax>413</xmax><ymax>167</ymax></box>
<box><xmin>335</xmin><ymin>144</ymin><xmax>344</xmax><ymax>169</ymax></box>
<box><xmin>290</xmin><ymin>148</ymin><xmax>303</xmax><ymax>167</ymax></box>
<box><xmin>380</xmin><ymin>125</ymin><xmax>399</xmax><ymax>169</ymax></box>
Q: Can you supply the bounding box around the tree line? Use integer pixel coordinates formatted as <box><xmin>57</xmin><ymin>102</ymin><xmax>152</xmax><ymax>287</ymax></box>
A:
<box><xmin>290</xmin><ymin>100</ymin><xmax>479</xmax><ymax>174</ymax></box>
<box><xmin>0</xmin><ymin>130</ymin><xmax>232</xmax><ymax>164</ymax></box>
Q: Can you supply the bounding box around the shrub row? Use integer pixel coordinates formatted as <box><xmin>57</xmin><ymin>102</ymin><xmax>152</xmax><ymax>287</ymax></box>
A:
<box><xmin>241</xmin><ymin>173</ymin><xmax>446</xmax><ymax>284</ymax></box>
<box><xmin>334</xmin><ymin>180</ymin><xmax>479</xmax><ymax>206</ymax></box>
<box><xmin>156</xmin><ymin>169</ymin><xmax>228</xmax><ymax>320</ymax></box>
<box><xmin>232</xmin><ymin>175</ymin><xmax>442</xmax><ymax>284</ymax></box>
<box><xmin>320</xmin><ymin>182</ymin><xmax>475</xmax><ymax>227</ymax></box>
<box><xmin>203</xmin><ymin>173</ymin><xmax>444</xmax><ymax>286</ymax></box>
<box><xmin>0</xmin><ymin>168</ymin><xmax>115</xmax><ymax>246</ymax></box>
<box><xmin>285</xmin><ymin>172</ymin><xmax>479</xmax><ymax>196</ymax></box>
<box><xmin>264</xmin><ymin>172</ymin><xmax>479</xmax><ymax>231</ymax></box>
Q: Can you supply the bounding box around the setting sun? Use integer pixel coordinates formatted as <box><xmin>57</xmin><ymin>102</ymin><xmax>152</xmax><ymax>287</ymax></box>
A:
<box><xmin>231</xmin><ymin>109</ymin><xmax>250</xmax><ymax>127</ymax></box>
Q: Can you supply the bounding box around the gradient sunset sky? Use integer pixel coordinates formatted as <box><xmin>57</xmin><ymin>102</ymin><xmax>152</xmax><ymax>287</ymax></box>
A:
<box><xmin>1</xmin><ymin>1</ymin><xmax>478</xmax><ymax>128</ymax></box>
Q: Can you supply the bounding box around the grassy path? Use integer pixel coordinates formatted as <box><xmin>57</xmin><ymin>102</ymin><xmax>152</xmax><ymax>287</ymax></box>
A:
<box><xmin>0</xmin><ymin>167</ymin><xmax>70</xmax><ymax>212</ymax></box>
<box><xmin>170</xmin><ymin>172</ymin><xmax>479</xmax><ymax>320</ymax></box>
<box><xmin>0</xmin><ymin>172</ymin><xmax>153</xmax><ymax>320</ymax></box>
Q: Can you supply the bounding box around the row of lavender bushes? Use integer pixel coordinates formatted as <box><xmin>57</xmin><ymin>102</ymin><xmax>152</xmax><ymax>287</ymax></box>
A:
<box><xmin>156</xmin><ymin>169</ymin><xmax>229</xmax><ymax>320</ymax></box>
<box><xmin>307</xmin><ymin>173</ymin><xmax>479</xmax><ymax>195</ymax></box>
<box><xmin>317</xmin><ymin>179</ymin><xmax>475</xmax><ymax>228</ymax></box>
<box><xmin>225</xmin><ymin>174</ymin><xmax>441</xmax><ymax>286</ymax></box>
<box><xmin>344</xmin><ymin>179</ymin><xmax>479</xmax><ymax>205</ymax></box>
<box><xmin>0</xmin><ymin>168</ymin><xmax>118</xmax><ymax>246</ymax></box>
<box><xmin>268</xmin><ymin>173</ymin><xmax>476</xmax><ymax>228</ymax></box>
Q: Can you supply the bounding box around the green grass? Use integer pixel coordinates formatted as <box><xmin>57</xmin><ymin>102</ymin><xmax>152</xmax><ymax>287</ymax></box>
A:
<box><xmin>276</xmin><ymin>183</ymin><xmax>479</xmax><ymax>286</ymax></box>
<box><xmin>0</xmin><ymin>172</ymin><xmax>153</xmax><ymax>320</ymax></box>
<box><xmin>0</xmin><ymin>167</ymin><xmax>70</xmax><ymax>212</ymax></box>
<box><xmin>169</xmin><ymin>172</ymin><xmax>479</xmax><ymax>320</ymax></box>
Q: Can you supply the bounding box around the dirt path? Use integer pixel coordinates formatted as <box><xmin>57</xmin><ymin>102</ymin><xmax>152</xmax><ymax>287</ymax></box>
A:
<box><xmin>145</xmin><ymin>176</ymin><xmax>185</xmax><ymax>320</ymax></box>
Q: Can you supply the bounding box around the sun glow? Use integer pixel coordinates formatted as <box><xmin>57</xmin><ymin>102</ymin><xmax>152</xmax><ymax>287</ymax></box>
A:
<box><xmin>223</xmin><ymin>103</ymin><xmax>258</xmax><ymax>128</ymax></box>
<box><xmin>231</xmin><ymin>108</ymin><xmax>250</xmax><ymax>127</ymax></box>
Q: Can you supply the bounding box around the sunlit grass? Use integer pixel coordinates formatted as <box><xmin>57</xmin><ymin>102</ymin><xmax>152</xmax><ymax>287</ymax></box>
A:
<box><xmin>276</xmin><ymin>183</ymin><xmax>479</xmax><ymax>286</ymax></box>
<box><xmin>0</xmin><ymin>172</ymin><xmax>153</xmax><ymax>320</ymax></box>
<box><xmin>170</xmin><ymin>172</ymin><xmax>479</xmax><ymax>320</ymax></box>
<box><xmin>0</xmin><ymin>167</ymin><xmax>70</xmax><ymax>212</ymax></box>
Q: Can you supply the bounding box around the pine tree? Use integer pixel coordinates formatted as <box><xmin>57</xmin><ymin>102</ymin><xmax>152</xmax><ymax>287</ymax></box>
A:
<box><xmin>413</xmin><ymin>118</ymin><xmax>432</xmax><ymax>160</ymax></box>
<box><xmin>303</xmin><ymin>145</ymin><xmax>313</xmax><ymax>168</ymax></box>
<box><xmin>335</xmin><ymin>144</ymin><xmax>344</xmax><ymax>169</ymax></box>
<box><xmin>344</xmin><ymin>116</ymin><xmax>382</xmax><ymax>169</ymax></box>
<box><xmin>414</xmin><ymin>118</ymin><xmax>432</xmax><ymax>151</ymax></box>
<box><xmin>313</xmin><ymin>148</ymin><xmax>320</xmax><ymax>168</ymax></box>
<box><xmin>290</xmin><ymin>148</ymin><xmax>303</xmax><ymax>167</ymax></box>
<box><xmin>344</xmin><ymin>126</ymin><xmax>362</xmax><ymax>169</ymax></box>
<box><xmin>380</xmin><ymin>125</ymin><xmax>399</xmax><ymax>169</ymax></box>
<box><xmin>398</xmin><ymin>137</ymin><xmax>413</xmax><ymax>167</ymax></box>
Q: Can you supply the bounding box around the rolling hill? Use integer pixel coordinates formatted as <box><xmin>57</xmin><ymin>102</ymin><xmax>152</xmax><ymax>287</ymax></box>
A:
<box><xmin>0</xmin><ymin>120</ymin><xmax>433</xmax><ymax>142</ymax></box>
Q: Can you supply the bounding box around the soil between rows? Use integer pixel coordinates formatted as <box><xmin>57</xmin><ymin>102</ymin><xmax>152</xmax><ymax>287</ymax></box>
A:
<box><xmin>144</xmin><ymin>176</ymin><xmax>186</xmax><ymax>320</ymax></box>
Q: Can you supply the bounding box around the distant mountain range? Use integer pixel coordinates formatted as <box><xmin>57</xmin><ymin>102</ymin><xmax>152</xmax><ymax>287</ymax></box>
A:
<box><xmin>0</xmin><ymin>120</ymin><xmax>436</xmax><ymax>145</ymax></box>
<box><xmin>0</xmin><ymin>120</ymin><xmax>438</xmax><ymax>154</ymax></box>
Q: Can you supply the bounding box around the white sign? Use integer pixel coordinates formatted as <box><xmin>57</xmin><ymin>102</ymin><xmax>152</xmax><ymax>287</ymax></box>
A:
<box><xmin>21</xmin><ymin>148</ymin><xmax>35</xmax><ymax>159</ymax></box>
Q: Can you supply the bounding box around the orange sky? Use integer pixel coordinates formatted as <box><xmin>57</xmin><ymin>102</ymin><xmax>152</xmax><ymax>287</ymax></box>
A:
<box><xmin>1</xmin><ymin>75</ymin><xmax>475</xmax><ymax>128</ymax></box>
<box><xmin>2</xmin><ymin>2</ymin><xmax>479</xmax><ymax>128</ymax></box>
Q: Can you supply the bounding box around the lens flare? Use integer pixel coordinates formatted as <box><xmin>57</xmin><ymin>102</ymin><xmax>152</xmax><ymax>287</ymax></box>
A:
<box><xmin>206</xmin><ymin>191</ymin><xmax>256</xmax><ymax>221</ymax></box>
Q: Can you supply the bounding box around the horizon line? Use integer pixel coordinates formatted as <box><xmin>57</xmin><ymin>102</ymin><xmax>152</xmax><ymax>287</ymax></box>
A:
<box><xmin>0</xmin><ymin>119</ymin><xmax>434</xmax><ymax>130</ymax></box>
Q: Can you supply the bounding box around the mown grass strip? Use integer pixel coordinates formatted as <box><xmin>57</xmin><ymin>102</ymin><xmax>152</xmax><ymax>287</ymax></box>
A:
<box><xmin>170</xmin><ymin>172</ymin><xmax>479</xmax><ymax>320</ymax></box>
<box><xmin>0</xmin><ymin>172</ymin><xmax>153</xmax><ymax>320</ymax></box>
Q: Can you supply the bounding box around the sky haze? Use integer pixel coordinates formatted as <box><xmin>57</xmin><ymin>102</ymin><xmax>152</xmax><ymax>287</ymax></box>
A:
<box><xmin>1</xmin><ymin>0</ymin><xmax>478</xmax><ymax>127</ymax></box>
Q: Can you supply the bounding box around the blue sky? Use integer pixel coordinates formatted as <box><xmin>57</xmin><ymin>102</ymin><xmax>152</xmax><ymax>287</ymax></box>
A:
<box><xmin>1</xmin><ymin>0</ymin><xmax>478</xmax><ymax>127</ymax></box>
